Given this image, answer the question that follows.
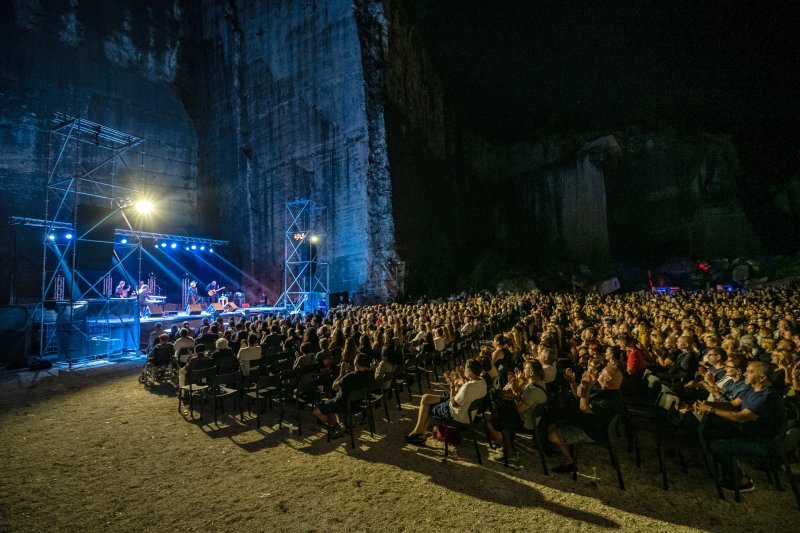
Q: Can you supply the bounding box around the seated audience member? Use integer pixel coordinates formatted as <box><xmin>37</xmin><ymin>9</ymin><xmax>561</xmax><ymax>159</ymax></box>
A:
<box><xmin>210</xmin><ymin>337</ymin><xmax>235</xmax><ymax>366</ymax></box>
<box><xmin>173</xmin><ymin>328</ymin><xmax>195</xmax><ymax>364</ymax></box>
<box><xmin>485</xmin><ymin>360</ymin><xmax>549</xmax><ymax>463</ymax></box>
<box><xmin>179</xmin><ymin>344</ymin><xmax>212</xmax><ymax>388</ymax></box>
<box><xmin>312</xmin><ymin>352</ymin><xmax>373</xmax><ymax>436</ymax></box>
<box><xmin>694</xmin><ymin>361</ymin><xmax>786</xmax><ymax>492</ymax></box>
<box><xmin>537</xmin><ymin>345</ymin><xmax>558</xmax><ymax>384</ymax></box>
<box><xmin>293</xmin><ymin>341</ymin><xmax>316</xmax><ymax>369</ymax></box>
<box><xmin>148</xmin><ymin>333</ymin><xmax>175</xmax><ymax>365</ymax></box>
<box><xmin>403</xmin><ymin>358</ymin><xmax>487</xmax><ymax>445</ymax></box>
<box><xmin>147</xmin><ymin>322</ymin><xmax>164</xmax><ymax>353</ymax></box>
<box><xmin>237</xmin><ymin>333</ymin><xmax>262</xmax><ymax>376</ymax></box>
<box><xmin>706</xmin><ymin>354</ymin><xmax>750</xmax><ymax>402</ymax></box>
<box><xmin>616</xmin><ymin>333</ymin><xmax>647</xmax><ymax>381</ymax></box>
<box><xmin>548</xmin><ymin>365</ymin><xmax>624</xmax><ymax>472</ymax></box>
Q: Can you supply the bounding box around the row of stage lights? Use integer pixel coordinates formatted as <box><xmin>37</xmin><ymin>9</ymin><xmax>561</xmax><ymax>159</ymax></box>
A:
<box><xmin>47</xmin><ymin>234</ymin><xmax>213</xmax><ymax>253</ymax></box>
<box><xmin>154</xmin><ymin>241</ymin><xmax>214</xmax><ymax>253</ymax></box>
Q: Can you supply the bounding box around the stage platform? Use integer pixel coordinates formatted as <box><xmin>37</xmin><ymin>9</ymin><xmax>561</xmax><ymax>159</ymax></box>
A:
<box><xmin>42</xmin><ymin>305</ymin><xmax>288</xmax><ymax>366</ymax></box>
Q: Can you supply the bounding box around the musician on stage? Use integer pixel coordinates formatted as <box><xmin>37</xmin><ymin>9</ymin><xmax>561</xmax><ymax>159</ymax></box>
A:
<box><xmin>206</xmin><ymin>280</ymin><xmax>220</xmax><ymax>303</ymax></box>
<box><xmin>187</xmin><ymin>281</ymin><xmax>198</xmax><ymax>305</ymax></box>
<box><xmin>115</xmin><ymin>280</ymin><xmax>130</xmax><ymax>298</ymax></box>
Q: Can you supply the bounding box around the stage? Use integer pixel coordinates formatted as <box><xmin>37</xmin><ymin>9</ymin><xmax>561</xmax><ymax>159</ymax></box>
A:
<box><xmin>43</xmin><ymin>304</ymin><xmax>289</xmax><ymax>366</ymax></box>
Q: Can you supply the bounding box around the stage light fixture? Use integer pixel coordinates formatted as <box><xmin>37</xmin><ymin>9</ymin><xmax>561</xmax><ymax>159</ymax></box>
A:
<box><xmin>310</xmin><ymin>235</ymin><xmax>320</xmax><ymax>244</ymax></box>
<box><xmin>135</xmin><ymin>199</ymin><xmax>154</xmax><ymax>214</ymax></box>
<box><xmin>160</xmin><ymin>242</ymin><xmax>167</xmax><ymax>248</ymax></box>
<box><xmin>65</xmin><ymin>233</ymin><xmax>73</xmax><ymax>239</ymax></box>
<box><xmin>48</xmin><ymin>234</ymin><xmax>55</xmax><ymax>241</ymax></box>
<box><xmin>121</xmin><ymin>238</ymin><xmax>128</xmax><ymax>244</ymax></box>
<box><xmin>209</xmin><ymin>248</ymin><xmax>214</xmax><ymax>253</ymax></box>
<box><xmin>170</xmin><ymin>243</ymin><xmax>177</xmax><ymax>249</ymax></box>
<box><xmin>200</xmin><ymin>245</ymin><xmax>205</xmax><ymax>251</ymax></box>
<box><xmin>184</xmin><ymin>246</ymin><xmax>189</xmax><ymax>251</ymax></box>
<box><xmin>191</xmin><ymin>245</ymin><xmax>197</xmax><ymax>250</ymax></box>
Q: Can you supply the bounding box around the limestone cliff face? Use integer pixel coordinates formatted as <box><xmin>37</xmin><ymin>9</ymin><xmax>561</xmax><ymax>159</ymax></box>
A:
<box><xmin>385</xmin><ymin>1</ymin><xmax>762</xmax><ymax>292</ymax></box>
<box><xmin>0</xmin><ymin>0</ymin><xmax>198</xmax><ymax>302</ymax></box>
<box><xmin>179</xmin><ymin>0</ymin><xmax>396</xmax><ymax>304</ymax></box>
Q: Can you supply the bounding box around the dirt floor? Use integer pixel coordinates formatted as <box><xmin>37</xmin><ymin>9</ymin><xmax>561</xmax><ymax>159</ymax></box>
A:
<box><xmin>0</xmin><ymin>359</ymin><xmax>797</xmax><ymax>533</ymax></box>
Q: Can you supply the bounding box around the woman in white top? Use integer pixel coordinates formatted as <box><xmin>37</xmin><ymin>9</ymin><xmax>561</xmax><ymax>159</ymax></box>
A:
<box><xmin>237</xmin><ymin>333</ymin><xmax>262</xmax><ymax>375</ymax></box>
<box><xmin>403</xmin><ymin>359</ymin><xmax>487</xmax><ymax>445</ymax></box>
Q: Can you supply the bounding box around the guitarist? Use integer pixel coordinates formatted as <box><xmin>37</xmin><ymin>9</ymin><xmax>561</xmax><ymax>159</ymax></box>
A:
<box><xmin>206</xmin><ymin>280</ymin><xmax>223</xmax><ymax>303</ymax></box>
<box><xmin>115</xmin><ymin>280</ymin><xmax>130</xmax><ymax>298</ymax></box>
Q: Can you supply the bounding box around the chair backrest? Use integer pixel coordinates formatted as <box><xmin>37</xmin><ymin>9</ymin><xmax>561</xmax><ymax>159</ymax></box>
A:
<box><xmin>466</xmin><ymin>395</ymin><xmax>487</xmax><ymax>424</ymax></box>
<box><xmin>531</xmin><ymin>401</ymin><xmax>548</xmax><ymax>428</ymax></box>
<box><xmin>344</xmin><ymin>384</ymin><xmax>371</xmax><ymax>404</ymax></box>
<box><xmin>214</xmin><ymin>370</ymin><xmax>241</xmax><ymax>389</ymax></box>
<box><xmin>189</xmin><ymin>365</ymin><xmax>217</xmax><ymax>387</ymax></box>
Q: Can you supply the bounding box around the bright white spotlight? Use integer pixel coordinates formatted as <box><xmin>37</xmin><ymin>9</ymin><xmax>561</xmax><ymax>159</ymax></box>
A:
<box><xmin>135</xmin><ymin>199</ymin><xmax>154</xmax><ymax>214</ymax></box>
<box><xmin>65</xmin><ymin>233</ymin><xmax>73</xmax><ymax>239</ymax></box>
<box><xmin>160</xmin><ymin>242</ymin><xmax>167</xmax><ymax>248</ymax></box>
<box><xmin>209</xmin><ymin>248</ymin><xmax>214</xmax><ymax>253</ymax></box>
<box><xmin>200</xmin><ymin>245</ymin><xmax>205</xmax><ymax>251</ymax></box>
<box><xmin>310</xmin><ymin>235</ymin><xmax>320</xmax><ymax>244</ymax></box>
<box><xmin>184</xmin><ymin>246</ymin><xmax>189</xmax><ymax>251</ymax></box>
<box><xmin>121</xmin><ymin>238</ymin><xmax>128</xmax><ymax>244</ymax></box>
<box><xmin>48</xmin><ymin>234</ymin><xmax>55</xmax><ymax>241</ymax></box>
<box><xmin>191</xmin><ymin>245</ymin><xmax>196</xmax><ymax>250</ymax></box>
<box><xmin>170</xmin><ymin>243</ymin><xmax>177</xmax><ymax>249</ymax></box>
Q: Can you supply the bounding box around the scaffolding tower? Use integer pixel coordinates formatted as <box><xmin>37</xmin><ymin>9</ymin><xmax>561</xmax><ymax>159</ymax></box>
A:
<box><xmin>39</xmin><ymin>114</ymin><xmax>145</xmax><ymax>367</ymax></box>
<box><xmin>281</xmin><ymin>199</ymin><xmax>329</xmax><ymax>314</ymax></box>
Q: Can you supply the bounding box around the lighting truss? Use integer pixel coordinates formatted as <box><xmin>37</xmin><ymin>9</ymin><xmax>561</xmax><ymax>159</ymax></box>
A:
<box><xmin>281</xmin><ymin>199</ymin><xmax>329</xmax><ymax>314</ymax></box>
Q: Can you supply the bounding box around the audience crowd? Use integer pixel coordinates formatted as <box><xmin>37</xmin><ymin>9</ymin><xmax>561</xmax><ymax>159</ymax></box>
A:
<box><xmin>144</xmin><ymin>286</ymin><xmax>800</xmax><ymax>495</ymax></box>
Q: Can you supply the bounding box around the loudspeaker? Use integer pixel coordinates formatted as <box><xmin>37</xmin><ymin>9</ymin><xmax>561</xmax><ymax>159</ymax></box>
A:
<box><xmin>207</xmin><ymin>303</ymin><xmax>224</xmax><ymax>314</ymax></box>
<box><xmin>75</xmin><ymin>204</ymin><xmax>116</xmax><ymax>272</ymax></box>
<box><xmin>225</xmin><ymin>302</ymin><xmax>238</xmax><ymax>311</ymax></box>
<box><xmin>146</xmin><ymin>304</ymin><xmax>163</xmax><ymax>317</ymax></box>
<box><xmin>187</xmin><ymin>304</ymin><xmax>202</xmax><ymax>315</ymax></box>
<box><xmin>163</xmin><ymin>303</ymin><xmax>179</xmax><ymax>313</ymax></box>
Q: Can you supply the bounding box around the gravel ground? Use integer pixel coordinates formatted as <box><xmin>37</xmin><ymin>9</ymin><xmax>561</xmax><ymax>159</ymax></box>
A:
<box><xmin>0</xmin><ymin>360</ymin><xmax>797</xmax><ymax>532</ymax></box>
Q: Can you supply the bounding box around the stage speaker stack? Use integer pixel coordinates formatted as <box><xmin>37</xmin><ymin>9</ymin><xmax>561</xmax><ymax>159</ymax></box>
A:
<box><xmin>225</xmin><ymin>302</ymin><xmax>238</xmax><ymax>311</ymax></box>
<box><xmin>187</xmin><ymin>304</ymin><xmax>202</xmax><ymax>315</ymax></box>
<box><xmin>146</xmin><ymin>304</ymin><xmax>163</xmax><ymax>317</ymax></box>
<box><xmin>207</xmin><ymin>303</ymin><xmax>225</xmax><ymax>314</ymax></box>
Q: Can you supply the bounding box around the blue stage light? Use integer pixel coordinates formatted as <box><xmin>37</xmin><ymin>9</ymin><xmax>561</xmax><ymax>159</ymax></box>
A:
<box><xmin>160</xmin><ymin>242</ymin><xmax>167</xmax><ymax>248</ymax></box>
<box><xmin>184</xmin><ymin>246</ymin><xmax>189</xmax><ymax>251</ymax></box>
<box><xmin>209</xmin><ymin>248</ymin><xmax>214</xmax><ymax>253</ymax></box>
<box><xmin>48</xmin><ymin>234</ymin><xmax>55</xmax><ymax>241</ymax></box>
<box><xmin>121</xmin><ymin>238</ymin><xmax>128</xmax><ymax>244</ymax></box>
<box><xmin>191</xmin><ymin>245</ymin><xmax>197</xmax><ymax>250</ymax></box>
<box><xmin>200</xmin><ymin>245</ymin><xmax>205</xmax><ymax>251</ymax></box>
<box><xmin>65</xmin><ymin>233</ymin><xmax>73</xmax><ymax>239</ymax></box>
<box><xmin>170</xmin><ymin>243</ymin><xmax>177</xmax><ymax>249</ymax></box>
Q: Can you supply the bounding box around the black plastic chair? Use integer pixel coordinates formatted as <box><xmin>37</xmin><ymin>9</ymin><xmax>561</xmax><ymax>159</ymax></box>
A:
<box><xmin>433</xmin><ymin>396</ymin><xmax>486</xmax><ymax>464</ymax></box>
<box><xmin>179</xmin><ymin>363</ymin><xmax>216</xmax><ymax>419</ymax></box>
<box><xmin>211</xmin><ymin>369</ymin><xmax>242</xmax><ymax>424</ymax></box>
<box><xmin>570</xmin><ymin>414</ymin><xmax>626</xmax><ymax>490</ymax></box>
<box><xmin>506</xmin><ymin>402</ymin><xmax>550</xmax><ymax>475</ymax></box>
<box><xmin>711</xmin><ymin>421</ymin><xmax>800</xmax><ymax>508</ymax></box>
<box><xmin>327</xmin><ymin>385</ymin><xmax>374</xmax><ymax>449</ymax></box>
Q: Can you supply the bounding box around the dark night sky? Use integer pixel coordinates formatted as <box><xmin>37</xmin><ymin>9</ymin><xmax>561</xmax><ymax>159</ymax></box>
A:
<box><xmin>421</xmin><ymin>1</ymin><xmax>800</xmax><ymax>139</ymax></box>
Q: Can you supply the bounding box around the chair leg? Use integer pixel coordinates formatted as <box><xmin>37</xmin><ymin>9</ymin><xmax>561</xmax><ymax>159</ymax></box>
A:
<box><xmin>535</xmin><ymin>431</ymin><xmax>549</xmax><ymax>475</ymax></box>
<box><xmin>782</xmin><ymin>455</ymin><xmax>800</xmax><ymax>510</ymax></box>
<box><xmin>383</xmin><ymin>395</ymin><xmax>391</xmax><ymax>423</ymax></box>
<box><xmin>608</xmin><ymin>444</ymin><xmax>626</xmax><ymax>490</ymax></box>
<box><xmin>471</xmin><ymin>427</ymin><xmax>482</xmax><ymax>465</ymax></box>
<box><xmin>771</xmin><ymin>462</ymin><xmax>783</xmax><ymax>491</ymax></box>
<box><xmin>571</xmin><ymin>445</ymin><xmax>578</xmax><ymax>481</ymax></box>
<box><xmin>349</xmin><ymin>414</ymin><xmax>356</xmax><ymax>449</ymax></box>
<box><xmin>656</xmin><ymin>441</ymin><xmax>668</xmax><ymax>490</ymax></box>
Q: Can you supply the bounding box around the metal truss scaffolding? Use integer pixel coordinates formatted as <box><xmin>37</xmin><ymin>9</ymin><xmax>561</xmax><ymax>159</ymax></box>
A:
<box><xmin>281</xmin><ymin>199</ymin><xmax>329</xmax><ymax>314</ymax></box>
<box><xmin>39</xmin><ymin>114</ymin><xmax>145</xmax><ymax>367</ymax></box>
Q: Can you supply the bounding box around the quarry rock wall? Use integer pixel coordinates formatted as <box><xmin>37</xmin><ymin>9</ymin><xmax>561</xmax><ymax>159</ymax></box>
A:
<box><xmin>0</xmin><ymin>0</ymin><xmax>198</xmax><ymax>303</ymax></box>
